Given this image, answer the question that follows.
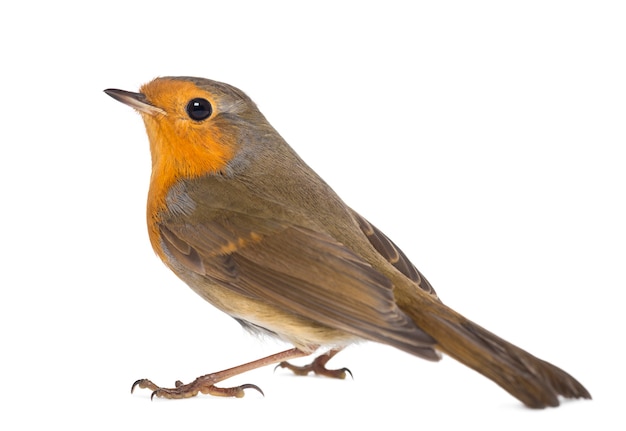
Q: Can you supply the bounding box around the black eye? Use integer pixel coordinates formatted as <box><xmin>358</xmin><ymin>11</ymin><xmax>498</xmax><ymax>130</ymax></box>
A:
<box><xmin>186</xmin><ymin>98</ymin><xmax>213</xmax><ymax>121</ymax></box>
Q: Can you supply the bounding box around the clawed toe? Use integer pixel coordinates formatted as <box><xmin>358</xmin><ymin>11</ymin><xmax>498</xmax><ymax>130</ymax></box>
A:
<box><xmin>131</xmin><ymin>378</ymin><xmax>159</xmax><ymax>394</ymax></box>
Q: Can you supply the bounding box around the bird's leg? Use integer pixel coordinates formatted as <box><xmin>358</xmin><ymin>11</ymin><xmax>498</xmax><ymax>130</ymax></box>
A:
<box><xmin>276</xmin><ymin>348</ymin><xmax>351</xmax><ymax>379</ymax></box>
<box><xmin>132</xmin><ymin>347</ymin><xmax>309</xmax><ymax>399</ymax></box>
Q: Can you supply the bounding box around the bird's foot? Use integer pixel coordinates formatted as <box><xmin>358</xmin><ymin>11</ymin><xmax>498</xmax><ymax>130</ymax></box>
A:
<box><xmin>275</xmin><ymin>349</ymin><xmax>352</xmax><ymax>379</ymax></box>
<box><xmin>130</xmin><ymin>347</ymin><xmax>309</xmax><ymax>400</ymax></box>
<box><xmin>131</xmin><ymin>377</ymin><xmax>263</xmax><ymax>400</ymax></box>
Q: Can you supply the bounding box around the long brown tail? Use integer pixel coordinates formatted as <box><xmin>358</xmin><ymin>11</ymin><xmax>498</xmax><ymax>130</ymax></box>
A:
<box><xmin>404</xmin><ymin>297</ymin><xmax>591</xmax><ymax>408</ymax></box>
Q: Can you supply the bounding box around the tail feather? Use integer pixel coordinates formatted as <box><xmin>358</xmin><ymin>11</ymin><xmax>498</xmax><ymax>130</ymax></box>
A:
<box><xmin>405</xmin><ymin>299</ymin><xmax>591</xmax><ymax>408</ymax></box>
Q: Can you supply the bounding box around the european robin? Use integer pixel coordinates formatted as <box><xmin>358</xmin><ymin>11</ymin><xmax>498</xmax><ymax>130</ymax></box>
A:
<box><xmin>104</xmin><ymin>77</ymin><xmax>590</xmax><ymax>408</ymax></box>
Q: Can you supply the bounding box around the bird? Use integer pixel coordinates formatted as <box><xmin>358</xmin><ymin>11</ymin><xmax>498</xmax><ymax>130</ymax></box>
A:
<box><xmin>104</xmin><ymin>76</ymin><xmax>590</xmax><ymax>408</ymax></box>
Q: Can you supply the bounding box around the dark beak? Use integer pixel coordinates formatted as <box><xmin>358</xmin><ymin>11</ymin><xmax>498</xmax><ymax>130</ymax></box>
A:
<box><xmin>104</xmin><ymin>89</ymin><xmax>166</xmax><ymax>116</ymax></box>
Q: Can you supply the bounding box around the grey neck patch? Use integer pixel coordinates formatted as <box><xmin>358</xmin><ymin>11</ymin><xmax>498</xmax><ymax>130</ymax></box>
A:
<box><xmin>165</xmin><ymin>181</ymin><xmax>197</xmax><ymax>217</ymax></box>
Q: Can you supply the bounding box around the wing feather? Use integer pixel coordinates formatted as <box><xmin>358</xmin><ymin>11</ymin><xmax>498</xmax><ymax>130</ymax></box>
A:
<box><xmin>161</xmin><ymin>215</ymin><xmax>438</xmax><ymax>359</ymax></box>
<box><xmin>351</xmin><ymin>211</ymin><xmax>437</xmax><ymax>297</ymax></box>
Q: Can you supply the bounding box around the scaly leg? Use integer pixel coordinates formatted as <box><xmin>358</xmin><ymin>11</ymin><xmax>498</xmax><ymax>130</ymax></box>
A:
<box><xmin>132</xmin><ymin>347</ymin><xmax>309</xmax><ymax>400</ymax></box>
<box><xmin>275</xmin><ymin>348</ymin><xmax>352</xmax><ymax>379</ymax></box>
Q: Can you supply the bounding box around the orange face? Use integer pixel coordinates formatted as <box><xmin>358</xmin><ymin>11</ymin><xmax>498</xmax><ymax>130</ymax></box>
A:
<box><xmin>140</xmin><ymin>78</ymin><xmax>237</xmax><ymax>182</ymax></box>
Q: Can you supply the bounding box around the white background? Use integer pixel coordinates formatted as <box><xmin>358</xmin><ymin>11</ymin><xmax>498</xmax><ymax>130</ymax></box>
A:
<box><xmin>1</xmin><ymin>1</ymin><xmax>623</xmax><ymax>429</ymax></box>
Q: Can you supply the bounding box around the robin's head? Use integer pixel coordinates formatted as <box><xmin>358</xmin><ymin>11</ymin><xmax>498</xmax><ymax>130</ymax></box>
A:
<box><xmin>105</xmin><ymin>77</ymin><xmax>270</xmax><ymax>178</ymax></box>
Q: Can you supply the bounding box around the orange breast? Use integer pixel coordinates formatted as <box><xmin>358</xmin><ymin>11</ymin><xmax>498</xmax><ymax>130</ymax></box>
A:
<box><xmin>139</xmin><ymin>79</ymin><xmax>238</xmax><ymax>262</ymax></box>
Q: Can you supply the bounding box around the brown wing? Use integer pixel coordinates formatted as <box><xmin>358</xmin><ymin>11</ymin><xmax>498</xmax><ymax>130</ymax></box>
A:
<box><xmin>350</xmin><ymin>211</ymin><xmax>437</xmax><ymax>297</ymax></box>
<box><xmin>160</xmin><ymin>212</ymin><xmax>439</xmax><ymax>360</ymax></box>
